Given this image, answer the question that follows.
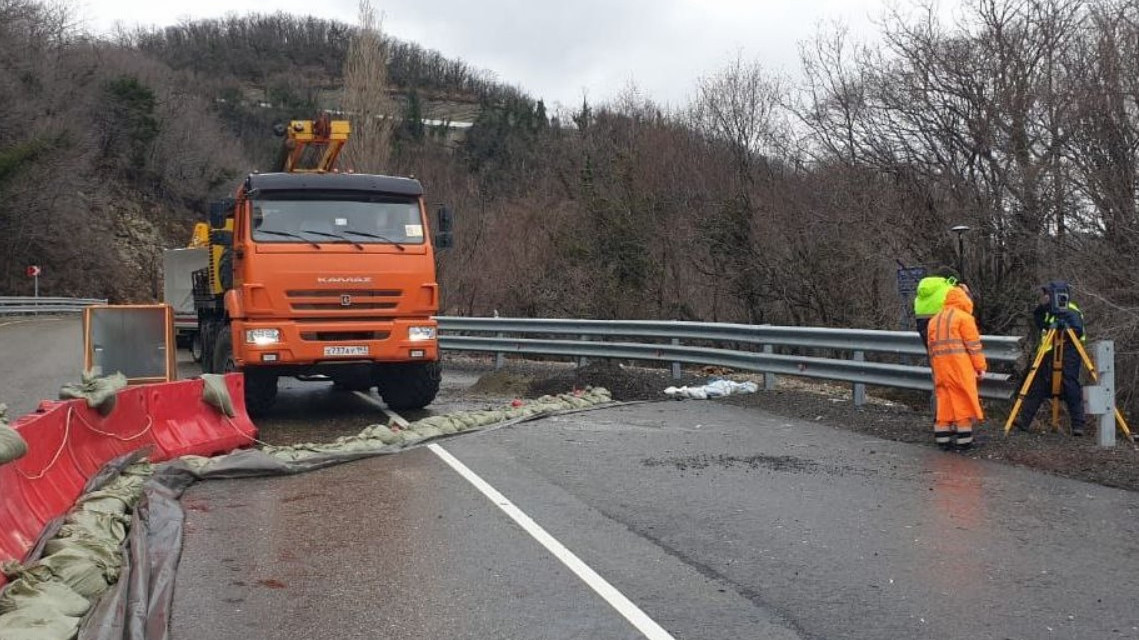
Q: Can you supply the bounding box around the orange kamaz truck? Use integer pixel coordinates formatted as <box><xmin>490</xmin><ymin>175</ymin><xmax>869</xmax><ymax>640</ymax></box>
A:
<box><xmin>194</xmin><ymin>115</ymin><xmax>453</xmax><ymax>414</ymax></box>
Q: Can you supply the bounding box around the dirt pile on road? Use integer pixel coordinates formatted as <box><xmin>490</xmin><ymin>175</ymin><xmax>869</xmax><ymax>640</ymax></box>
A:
<box><xmin>505</xmin><ymin>358</ymin><xmax>1139</xmax><ymax>491</ymax></box>
<box><xmin>525</xmin><ymin>361</ymin><xmax>704</xmax><ymax>401</ymax></box>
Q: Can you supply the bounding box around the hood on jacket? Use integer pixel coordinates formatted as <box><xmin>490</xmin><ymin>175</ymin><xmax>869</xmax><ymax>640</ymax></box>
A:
<box><xmin>943</xmin><ymin>286</ymin><xmax>974</xmax><ymax>315</ymax></box>
<box><xmin>915</xmin><ymin>276</ymin><xmax>951</xmax><ymax>301</ymax></box>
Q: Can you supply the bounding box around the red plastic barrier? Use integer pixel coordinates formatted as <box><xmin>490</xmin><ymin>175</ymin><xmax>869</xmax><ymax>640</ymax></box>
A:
<box><xmin>65</xmin><ymin>386</ymin><xmax>157</xmax><ymax>476</ymax></box>
<box><xmin>147</xmin><ymin>375</ymin><xmax>257</xmax><ymax>460</ymax></box>
<box><xmin>0</xmin><ymin>373</ymin><xmax>257</xmax><ymax>587</ymax></box>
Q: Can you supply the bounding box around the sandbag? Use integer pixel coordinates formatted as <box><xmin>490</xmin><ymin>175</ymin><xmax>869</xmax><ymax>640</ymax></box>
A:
<box><xmin>200</xmin><ymin>374</ymin><xmax>236</xmax><ymax>418</ymax></box>
<box><xmin>0</xmin><ymin>576</ymin><xmax>90</xmax><ymax>617</ymax></box>
<box><xmin>37</xmin><ymin>546</ymin><xmax>120</xmax><ymax>599</ymax></box>
<box><xmin>58</xmin><ymin>372</ymin><xmax>128</xmax><ymax>417</ymax></box>
<box><xmin>0</xmin><ymin>605</ymin><xmax>81</xmax><ymax>640</ymax></box>
<box><xmin>0</xmin><ymin>403</ymin><xmax>28</xmax><ymax>465</ymax></box>
<box><xmin>63</xmin><ymin>512</ymin><xmax>129</xmax><ymax>546</ymax></box>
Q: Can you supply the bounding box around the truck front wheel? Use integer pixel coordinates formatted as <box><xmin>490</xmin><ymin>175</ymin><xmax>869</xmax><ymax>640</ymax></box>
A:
<box><xmin>373</xmin><ymin>361</ymin><xmax>441</xmax><ymax>411</ymax></box>
<box><xmin>244</xmin><ymin>370</ymin><xmax>278</xmax><ymax>417</ymax></box>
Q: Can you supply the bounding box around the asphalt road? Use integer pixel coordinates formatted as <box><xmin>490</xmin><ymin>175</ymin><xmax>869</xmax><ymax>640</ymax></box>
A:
<box><xmin>0</xmin><ymin>316</ymin><xmax>85</xmax><ymax>416</ymax></box>
<box><xmin>3</xmin><ymin>318</ymin><xmax>1138</xmax><ymax>639</ymax></box>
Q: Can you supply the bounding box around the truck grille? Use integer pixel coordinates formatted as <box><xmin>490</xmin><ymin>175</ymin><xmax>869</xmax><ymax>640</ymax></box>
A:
<box><xmin>300</xmin><ymin>330</ymin><xmax>391</xmax><ymax>342</ymax></box>
<box><xmin>286</xmin><ymin>289</ymin><xmax>402</xmax><ymax>312</ymax></box>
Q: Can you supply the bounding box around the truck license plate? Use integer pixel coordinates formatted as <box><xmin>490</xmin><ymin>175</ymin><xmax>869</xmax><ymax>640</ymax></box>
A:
<box><xmin>324</xmin><ymin>345</ymin><xmax>369</xmax><ymax>357</ymax></box>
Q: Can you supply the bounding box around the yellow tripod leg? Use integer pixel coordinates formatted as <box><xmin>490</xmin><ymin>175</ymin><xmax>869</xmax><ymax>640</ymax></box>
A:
<box><xmin>1004</xmin><ymin>328</ymin><xmax>1057</xmax><ymax>436</ymax></box>
<box><xmin>1067</xmin><ymin>328</ymin><xmax>1134</xmax><ymax>441</ymax></box>
<box><xmin>1050</xmin><ymin>338</ymin><xmax>1064</xmax><ymax>432</ymax></box>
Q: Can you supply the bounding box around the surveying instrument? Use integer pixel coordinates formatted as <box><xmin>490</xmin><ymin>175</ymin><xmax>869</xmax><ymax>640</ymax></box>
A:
<box><xmin>1003</xmin><ymin>283</ymin><xmax>1132</xmax><ymax>439</ymax></box>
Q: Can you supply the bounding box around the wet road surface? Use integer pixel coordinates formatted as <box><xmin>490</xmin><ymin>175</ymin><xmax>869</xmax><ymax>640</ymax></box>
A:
<box><xmin>173</xmin><ymin>398</ymin><xmax>1139</xmax><ymax>639</ymax></box>
<box><xmin>0</xmin><ymin>316</ymin><xmax>83</xmax><ymax>416</ymax></box>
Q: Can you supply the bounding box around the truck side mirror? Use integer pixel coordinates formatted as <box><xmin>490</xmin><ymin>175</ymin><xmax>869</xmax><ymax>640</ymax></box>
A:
<box><xmin>208</xmin><ymin>198</ymin><xmax>235</xmax><ymax>229</ymax></box>
<box><xmin>434</xmin><ymin>206</ymin><xmax>454</xmax><ymax>249</ymax></box>
<box><xmin>436</xmin><ymin>206</ymin><xmax>454</xmax><ymax>233</ymax></box>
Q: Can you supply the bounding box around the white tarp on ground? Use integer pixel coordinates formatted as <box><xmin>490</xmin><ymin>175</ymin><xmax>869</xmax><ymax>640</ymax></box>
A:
<box><xmin>664</xmin><ymin>379</ymin><xmax>759</xmax><ymax>400</ymax></box>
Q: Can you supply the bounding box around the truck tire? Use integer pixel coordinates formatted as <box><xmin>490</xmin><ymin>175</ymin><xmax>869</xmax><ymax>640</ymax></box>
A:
<box><xmin>244</xmin><ymin>370</ymin><xmax>278</xmax><ymax>417</ymax></box>
<box><xmin>374</xmin><ymin>361</ymin><xmax>441</xmax><ymax>411</ymax></box>
<box><xmin>211</xmin><ymin>327</ymin><xmax>236</xmax><ymax>374</ymax></box>
<box><xmin>211</xmin><ymin>327</ymin><xmax>277</xmax><ymax>416</ymax></box>
<box><xmin>189</xmin><ymin>332</ymin><xmax>203</xmax><ymax>363</ymax></box>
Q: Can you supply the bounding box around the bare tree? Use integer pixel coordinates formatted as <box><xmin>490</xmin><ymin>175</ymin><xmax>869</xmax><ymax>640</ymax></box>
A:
<box><xmin>340</xmin><ymin>0</ymin><xmax>394</xmax><ymax>173</ymax></box>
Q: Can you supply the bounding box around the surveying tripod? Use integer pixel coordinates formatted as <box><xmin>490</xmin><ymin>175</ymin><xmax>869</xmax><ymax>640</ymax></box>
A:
<box><xmin>1003</xmin><ymin>324</ymin><xmax>1132</xmax><ymax>439</ymax></box>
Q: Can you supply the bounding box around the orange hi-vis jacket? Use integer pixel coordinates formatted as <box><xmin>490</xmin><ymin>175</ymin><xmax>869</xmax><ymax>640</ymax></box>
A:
<box><xmin>927</xmin><ymin>287</ymin><xmax>987</xmax><ymax>425</ymax></box>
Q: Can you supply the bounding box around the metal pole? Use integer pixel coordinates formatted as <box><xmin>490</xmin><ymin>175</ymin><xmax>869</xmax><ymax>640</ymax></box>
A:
<box><xmin>950</xmin><ymin>225</ymin><xmax>970</xmax><ymax>279</ymax></box>
<box><xmin>763</xmin><ymin>344</ymin><xmax>776</xmax><ymax>391</ymax></box>
<box><xmin>671</xmin><ymin>338</ymin><xmax>681</xmax><ymax>380</ymax></box>
<box><xmin>33</xmin><ymin>273</ymin><xmax>38</xmax><ymax>316</ymax></box>
<box><xmin>957</xmin><ymin>234</ymin><xmax>964</xmax><ymax>277</ymax></box>
<box><xmin>578</xmin><ymin>335</ymin><xmax>589</xmax><ymax>368</ymax></box>
<box><xmin>852</xmin><ymin>350</ymin><xmax>866</xmax><ymax>407</ymax></box>
<box><xmin>1093</xmin><ymin>341</ymin><xmax>1115</xmax><ymax>448</ymax></box>
<box><xmin>494</xmin><ymin>332</ymin><xmax>505</xmax><ymax>370</ymax></box>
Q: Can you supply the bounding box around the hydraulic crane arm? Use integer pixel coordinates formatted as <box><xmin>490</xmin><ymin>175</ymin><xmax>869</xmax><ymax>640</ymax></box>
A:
<box><xmin>273</xmin><ymin>113</ymin><xmax>351</xmax><ymax>173</ymax></box>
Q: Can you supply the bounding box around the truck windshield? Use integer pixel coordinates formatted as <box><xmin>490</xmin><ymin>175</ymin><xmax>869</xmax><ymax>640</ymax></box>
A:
<box><xmin>250</xmin><ymin>194</ymin><xmax>425</xmax><ymax>245</ymax></box>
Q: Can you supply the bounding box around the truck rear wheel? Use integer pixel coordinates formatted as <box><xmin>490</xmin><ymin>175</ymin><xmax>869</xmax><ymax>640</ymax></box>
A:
<box><xmin>374</xmin><ymin>361</ymin><xmax>441</xmax><ymax>411</ymax></box>
<box><xmin>189</xmin><ymin>332</ymin><xmax>203</xmax><ymax>363</ymax></box>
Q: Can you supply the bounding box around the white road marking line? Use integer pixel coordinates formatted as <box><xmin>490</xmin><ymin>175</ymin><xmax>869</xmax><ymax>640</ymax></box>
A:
<box><xmin>353</xmin><ymin>391</ymin><xmax>411</xmax><ymax>428</ymax></box>
<box><xmin>428</xmin><ymin>443</ymin><xmax>677</xmax><ymax>640</ymax></box>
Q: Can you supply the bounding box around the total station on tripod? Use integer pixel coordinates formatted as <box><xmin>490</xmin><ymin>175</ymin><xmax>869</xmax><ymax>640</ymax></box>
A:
<box><xmin>1042</xmin><ymin>281</ymin><xmax>1074</xmax><ymax>325</ymax></box>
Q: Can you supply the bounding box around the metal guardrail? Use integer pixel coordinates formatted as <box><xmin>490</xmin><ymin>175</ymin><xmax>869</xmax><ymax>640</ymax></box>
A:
<box><xmin>0</xmin><ymin>296</ymin><xmax>108</xmax><ymax>315</ymax></box>
<box><xmin>436</xmin><ymin>317</ymin><xmax>1025</xmax><ymax>402</ymax></box>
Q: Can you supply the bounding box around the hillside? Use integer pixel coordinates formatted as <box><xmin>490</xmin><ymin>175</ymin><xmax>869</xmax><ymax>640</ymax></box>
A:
<box><xmin>126</xmin><ymin>14</ymin><xmax>520</xmax><ymax>163</ymax></box>
<box><xmin>4</xmin><ymin>0</ymin><xmax>1139</xmax><ymax>415</ymax></box>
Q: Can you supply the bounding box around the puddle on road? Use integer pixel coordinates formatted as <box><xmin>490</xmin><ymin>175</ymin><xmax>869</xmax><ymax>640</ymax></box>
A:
<box><xmin>642</xmin><ymin>453</ymin><xmax>878</xmax><ymax>479</ymax></box>
<box><xmin>643</xmin><ymin>453</ymin><xmax>819</xmax><ymax>473</ymax></box>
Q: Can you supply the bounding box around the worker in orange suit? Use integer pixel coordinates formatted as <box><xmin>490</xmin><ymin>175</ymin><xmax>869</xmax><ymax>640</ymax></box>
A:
<box><xmin>927</xmin><ymin>283</ymin><xmax>987</xmax><ymax>450</ymax></box>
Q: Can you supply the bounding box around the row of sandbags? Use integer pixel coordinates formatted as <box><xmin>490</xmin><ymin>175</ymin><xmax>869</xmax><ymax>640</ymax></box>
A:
<box><xmin>0</xmin><ymin>461</ymin><xmax>152</xmax><ymax>640</ymax></box>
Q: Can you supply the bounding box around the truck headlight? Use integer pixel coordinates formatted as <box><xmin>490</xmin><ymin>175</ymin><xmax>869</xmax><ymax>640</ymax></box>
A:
<box><xmin>408</xmin><ymin>326</ymin><xmax>436</xmax><ymax>341</ymax></box>
<box><xmin>245</xmin><ymin>329</ymin><xmax>280</xmax><ymax>345</ymax></box>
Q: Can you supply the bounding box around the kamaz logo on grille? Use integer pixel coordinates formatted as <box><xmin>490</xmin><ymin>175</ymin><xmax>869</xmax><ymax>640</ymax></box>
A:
<box><xmin>340</xmin><ymin>295</ymin><xmax>352</xmax><ymax>307</ymax></box>
<box><xmin>317</xmin><ymin>276</ymin><xmax>372</xmax><ymax>284</ymax></box>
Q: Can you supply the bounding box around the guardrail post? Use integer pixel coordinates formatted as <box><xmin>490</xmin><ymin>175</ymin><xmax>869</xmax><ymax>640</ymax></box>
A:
<box><xmin>578</xmin><ymin>335</ymin><xmax>589</xmax><ymax>368</ymax></box>
<box><xmin>1084</xmin><ymin>340</ymin><xmax>1116</xmax><ymax>448</ymax></box>
<box><xmin>762</xmin><ymin>344</ymin><xmax>776</xmax><ymax>391</ymax></box>
<box><xmin>495</xmin><ymin>332</ymin><xmax>505</xmax><ymax>370</ymax></box>
<box><xmin>671</xmin><ymin>338</ymin><xmax>681</xmax><ymax>379</ymax></box>
<box><xmin>852</xmin><ymin>350</ymin><xmax>866</xmax><ymax>407</ymax></box>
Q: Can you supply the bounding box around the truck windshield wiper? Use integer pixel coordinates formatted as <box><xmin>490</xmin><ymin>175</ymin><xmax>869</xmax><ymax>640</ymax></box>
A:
<box><xmin>257</xmin><ymin>228</ymin><xmax>321</xmax><ymax>249</ymax></box>
<box><xmin>299</xmin><ymin>229</ymin><xmax>365</xmax><ymax>250</ymax></box>
<box><xmin>342</xmin><ymin>229</ymin><xmax>406</xmax><ymax>251</ymax></box>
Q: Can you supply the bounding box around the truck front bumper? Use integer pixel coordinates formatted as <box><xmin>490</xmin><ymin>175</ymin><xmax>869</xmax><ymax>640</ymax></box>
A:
<box><xmin>232</xmin><ymin>318</ymin><xmax>439</xmax><ymax>367</ymax></box>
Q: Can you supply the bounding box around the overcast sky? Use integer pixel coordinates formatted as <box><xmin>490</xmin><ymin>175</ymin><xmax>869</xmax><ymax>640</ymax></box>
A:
<box><xmin>74</xmin><ymin>0</ymin><xmax>960</xmax><ymax>111</ymax></box>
